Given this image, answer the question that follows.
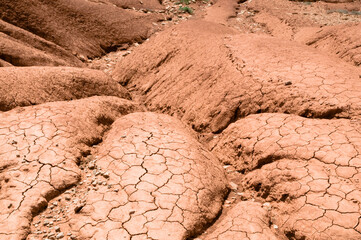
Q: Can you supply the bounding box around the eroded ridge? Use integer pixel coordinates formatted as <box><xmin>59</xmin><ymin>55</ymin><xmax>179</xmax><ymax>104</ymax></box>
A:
<box><xmin>295</xmin><ymin>23</ymin><xmax>361</xmax><ymax>67</ymax></box>
<box><xmin>113</xmin><ymin>19</ymin><xmax>361</xmax><ymax>134</ymax></box>
<box><xmin>0</xmin><ymin>96</ymin><xmax>141</xmax><ymax>240</ymax></box>
<box><xmin>200</xmin><ymin>201</ymin><xmax>280</xmax><ymax>240</ymax></box>
<box><xmin>0</xmin><ymin>0</ymin><xmax>164</xmax><ymax>60</ymax></box>
<box><xmin>212</xmin><ymin>113</ymin><xmax>361</xmax><ymax>239</ymax></box>
<box><xmin>55</xmin><ymin>112</ymin><xmax>228</xmax><ymax>240</ymax></box>
<box><xmin>0</xmin><ymin>67</ymin><xmax>131</xmax><ymax>111</ymax></box>
<box><xmin>0</xmin><ymin>19</ymin><xmax>84</xmax><ymax>67</ymax></box>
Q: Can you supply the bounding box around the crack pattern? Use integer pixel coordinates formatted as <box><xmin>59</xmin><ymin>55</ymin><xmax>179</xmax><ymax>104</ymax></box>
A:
<box><xmin>0</xmin><ymin>96</ymin><xmax>140</xmax><ymax>240</ymax></box>
<box><xmin>212</xmin><ymin>113</ymin><xmax>361</xmax><ymax>239</ymax></box>
<box><xmin>42</xmin><ymin>112</ymin><xmax>228</xmax><ymax>240</ymax></box>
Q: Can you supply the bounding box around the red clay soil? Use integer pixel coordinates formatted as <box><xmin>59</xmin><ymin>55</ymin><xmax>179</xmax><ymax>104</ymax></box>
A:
<box><xmin>0</xmin><ymin>19</ymin><xmax>84</xmax><ymax>67</ymax></box>
<box><xmin>26</xmin><ymin>112</ymin><xmax>228</xmax><ymax>240</ymax></box>
<box><xmin>295</xmin><ymin>23</ymin><xmax>361</xmax><ymax>66</ymax></box>
<box><xmin>0</xmin><ymin>67</ymin><xmax>131</xmax><ymax>111</ymax></box>
<box><xmin>104</xmin><ymin>0</ymin><xmax>164</xmax><ymax>10</ymax></box>
<box><xmin>0</xmin><ymin>1</ymin><xmax>361</xmax><ymax>240</ymax></box>
<box><xmin>0</xmin><ymin>0</ymin><xmax>164</xmax><ymax>60</ymax></box>
<box><xmin>211</xmin><ymin>113</ymin><xmax>361</xmax><ymax>240</ymax></box>
<box><xmin>0</xmin><ymin>58</ymin><xmax>13</xmax><ymax>67</ymax></box>
<box><xmin>0</xmin><ymin>96</ymin><xmax>142</xmax><ymax>240</ymax></box>
<box><xmin>199</xmin><ymin>201</ymin><xmax>282</xmax><ymax>239</ymax></box>
<box><xmin>231</xmin><ymin>0</ymin><xmax>361</xmax><ymax>66</ymax></box>
<box><xmin>113</xmin><ymin>19</ymin><xmax>361</xmax><ymax>133</ymax></box>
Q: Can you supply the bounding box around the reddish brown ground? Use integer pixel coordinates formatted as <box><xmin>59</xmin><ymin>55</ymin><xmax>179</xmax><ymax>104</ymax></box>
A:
<box><xmin>0</xmin><ymin>0</ymin><xmax>360</xmax><ymax>240</ymax></box>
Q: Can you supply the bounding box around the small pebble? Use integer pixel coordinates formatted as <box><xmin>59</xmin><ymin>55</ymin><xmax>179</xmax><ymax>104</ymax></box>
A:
<box><xmin>56</xmin><ymin>232</ymin><xmax>64</xmax><ymax>239</ymax></box>
<box><xmin>229</xmin><ymin>182</ymin><xmax>238</xmax><ymax>191</ymax></box>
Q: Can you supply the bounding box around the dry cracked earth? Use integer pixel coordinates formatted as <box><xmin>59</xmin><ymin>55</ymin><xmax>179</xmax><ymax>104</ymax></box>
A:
<box><xmin>0</xmin><ymin>0</ymin><xmax>361</xmax><ymax>240</ymax></box>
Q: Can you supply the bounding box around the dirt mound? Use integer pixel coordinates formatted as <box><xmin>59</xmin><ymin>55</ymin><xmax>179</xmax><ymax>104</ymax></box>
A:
<box><xmin>113</xmin><ymin>19</ymin><xmax>361</xmax><ymax>134</ymax></box>
<box><xmin>21</xmin><ymin>112</ymin><xmax>228</xmax><ymax>240</ymax></box>
<box><xmin>0</xmin><ymin>96</ymin><xmax>141</xmax><ymax>240</ymax></box>
<box><xmin>0</xmin><ymin>67</ymin><xmax>131</xmax><ymax>111</ymax></box>
<box><xmin>0</xmin><ymin>0</ymin><xmax>164</xmax><ymax>59</ymax></box>
<box><xmin>0</xmin><ymin>19</ymin><xmax>84</xmax><ymax>67</ymax></box>
<box><xmin>212</xmin><ymin>113</ymin><xmax>361</xmax><ymax>239</ymax></box>
<box><xmin>295</xmin><ymin>23</ymin><xmax>361</xmax><ymax>66</ymax></box>
<box><xmin>199</xmin><ymin>201</ymin><xmax>282</xmax><ymax>239</ymax></box>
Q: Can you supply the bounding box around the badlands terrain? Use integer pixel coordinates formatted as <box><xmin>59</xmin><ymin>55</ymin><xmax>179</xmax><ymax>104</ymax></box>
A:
<box><xmin>0</xmin><ymin>0</ymin><xmax>361</xmax><ymax>239</ymax></box>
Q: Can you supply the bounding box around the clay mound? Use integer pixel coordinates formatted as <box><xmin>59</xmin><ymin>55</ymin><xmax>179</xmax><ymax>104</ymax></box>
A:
<box><xmin>295</xmin><ymin>23</ymin><xmax>361</xmax><ymax>66</ymax></box>
<box><xmin>24</xmin><ymin>112</ymin><xmax>228</xmax><ymax>240</ymax></box>
<box><xmin>0</xmin><ymin>96</ymin><xmax>141</xmax><ymax>240</ymax></box>
<box><xmin>0</xmin><ymin>19</ymin><xmax>83</xmax><ymax>67</ymax></box>
<box><xmin>113</xmin><ymin>19</ymin><xmax>361</xmax><ymax>133</ymax></box>
<box><xmin>199</xmin><ymin>201</ymin><xmax>281</xmax><ymax>240</ymax></box>
<box><xmin>0</xmin><ymin>66</ymin><xmax>131</xmax><ymax>111</ymax></box>
<box><xmin>0</xmin><ymin>0</ymin><xmax>163</xmax><ymax>59</ymax></box>
<box><xmin>212</xmin><ymin>113</ymin><xmax>361</xmax><ymax>239</ymax></box>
